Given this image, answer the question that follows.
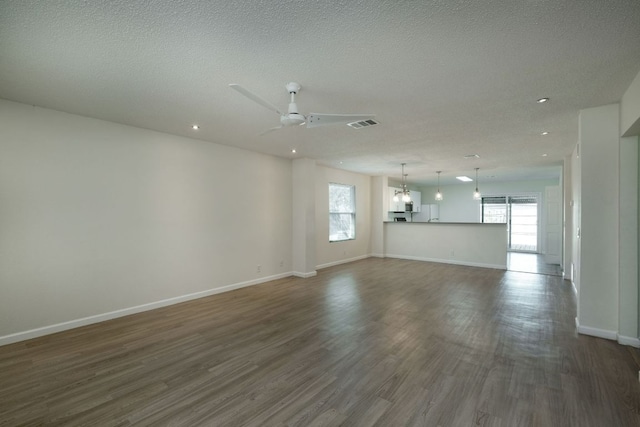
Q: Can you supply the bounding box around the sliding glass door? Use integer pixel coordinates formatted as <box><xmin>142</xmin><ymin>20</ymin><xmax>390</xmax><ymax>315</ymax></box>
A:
<box><xmin>482</xmin><ymin>195</ymin><xmax>539</xmax><ymax>252</ymax></box>
<box><xmin>508</xmin><ymin>196</ymin><xmax>538</xmax><ymax>252</ymax></box>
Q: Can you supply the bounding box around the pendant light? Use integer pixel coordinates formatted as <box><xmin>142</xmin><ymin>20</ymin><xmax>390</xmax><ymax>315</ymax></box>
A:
<box><xmin>402</xmin><ymin>171</ymin><xmax>411</xmax><ymax>202</ymax></box>
<box><xmin>473</xmin><ymin>167</ymin><xmax>481</xmax><ymax>200</ymax></box>
<box><xmin>401</xmin><ymin>163</ymin><xmax>411</xmax><ymax>202</ymax></box>
<box><xmin>435</xmin><ymin>171</ymin><xmax>443</xmax><ymax>201</ymax></box>
<box><xmin>393</xmin><ymin>163</ymin><xmax>411</xmax><ymax>203</ymax></box>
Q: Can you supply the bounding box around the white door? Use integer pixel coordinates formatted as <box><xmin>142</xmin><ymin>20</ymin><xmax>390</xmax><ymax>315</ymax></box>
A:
<box><xmin>544</xmin><ymin>186</ymin><xmax>562</xmax><ymax>265</ymax></box>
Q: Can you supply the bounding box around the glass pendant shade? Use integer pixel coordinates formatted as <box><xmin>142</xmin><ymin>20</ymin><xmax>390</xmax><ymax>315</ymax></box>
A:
<box><xmin>435</xmin><ymin>171</ymin><xmax>443</xmax><ymax>201</ymax></box>
<box><xmin>473</xmin><ymin>168</ymin><xmax>480</xmax><ymax>200</ymax></box>
<box><xmin>402</xmin><ymin>192</ymin><xmax>411</xmax><ymax>202</ymax></box>
<box><xmin>393</xmin><ymin>194</ymin><xmax>399</xmax><ymax>202</ymax></box>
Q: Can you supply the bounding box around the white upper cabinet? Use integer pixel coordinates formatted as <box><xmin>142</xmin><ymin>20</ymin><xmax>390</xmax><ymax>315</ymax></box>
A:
<box><xmin>388</xmin><ymin>187</ymin><xmax>404</xmax><ymax>211</ymax></box>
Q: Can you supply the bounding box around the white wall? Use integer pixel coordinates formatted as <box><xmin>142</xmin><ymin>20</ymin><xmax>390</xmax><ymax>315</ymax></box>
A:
<box><xmin>0</xmin><ymin>100</ymin><xmax>293</xmax><ymax>342</ymax></box>
<box><xmin>292</xmin><ymin>158</ymin><xmax>317</xmax><ymax>277</ymax></box>
<box><xmin>563</xmin><ymin>154</ymin><xmax>573</xmax><ymax>279</ymax></box>
<box><xmin>573</xmin><ymin>95</ymin><xmax>639</xmax><ymax>346</ymax></box>
<box><xmin>418</xmin><ymin>179</ymin><xmax>560</xmax><ymax>223</ymax></box>
<box><xmin>570</xmin><ymin>144</ymin><xmax>581</xmax><ymax>296</ymax></box>
<box><xmin>370</xmin><ymin>175</ymin><xmax>388</xmax><ymax>257</ymax></box>
<box><xmin>577</xmin><ymin>104</ymin><xmax>620</xmax><ymax>337</ymax></box>
<box><xmin>315</xmin><ymin>165</ymin><xmax>371</xmax><ymax>268</ymax></box>
<box><xmin>621</xmin><ymin>70</ymin><xmax>640</xmax><ymax>137</ymax></box>
<box><xmin>619</xmin><ymin>136</ymin><xmax>638</xmax><ymax>340</ymax></box>
<box><xmin>385</xmin><ymin>222</ymin><xmax>507</xmax><ymax>269</ymax></box>
<box><xmin>617</xmin><ymin>67</ymin><xmax>640</xmax><ymax>343</ymax></box>
<box><xmin>416</xmin><ymin>184</ymin><xmax>479</xmax><ymax>223</ymax></box>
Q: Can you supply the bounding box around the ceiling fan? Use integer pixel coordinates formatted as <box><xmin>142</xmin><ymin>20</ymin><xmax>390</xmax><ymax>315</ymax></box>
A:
<box><xmin>229</xmin><ymin>82</ymin><xmax>375</xmax><ymax>133</ymax></box>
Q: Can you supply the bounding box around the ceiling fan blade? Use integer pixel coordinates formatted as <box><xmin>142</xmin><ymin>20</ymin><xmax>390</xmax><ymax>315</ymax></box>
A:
<box><xmin>306</xmin><ymin>113</ymin><xmax>375</xmax><ymax>128</ymax></box>
<box><xmin>229</xmin><ymin>84</ymin><xmax>284</xmax><ymax>116</ymax></box>
<box><xmin>259</xmin><ymin>125</ymin><xmax>284</xmax><ymax>135</ymax></box>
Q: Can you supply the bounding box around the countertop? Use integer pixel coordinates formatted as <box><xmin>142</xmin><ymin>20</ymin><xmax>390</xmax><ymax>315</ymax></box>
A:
<box><xmin>384</xmin><ymin>221</ymin><xmax>506</xmax><ymax>225</ymax></box>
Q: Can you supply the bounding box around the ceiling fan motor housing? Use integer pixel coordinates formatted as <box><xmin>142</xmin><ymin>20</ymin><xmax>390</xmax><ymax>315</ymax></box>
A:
<box><xmin>286</xmin><ymin>82</ymin><xmax>301</xmax><ymax>94</ymax></box>
<box><xmin>281</xmin><ymin>113</ymin><xmax>306</xmax><ymax>126</ymax></box>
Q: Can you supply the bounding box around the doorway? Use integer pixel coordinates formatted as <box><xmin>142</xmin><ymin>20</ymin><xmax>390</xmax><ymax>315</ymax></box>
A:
<box><xmin>483</xmin><ymin>194</ymin><xmax>560</xmax><ymax>276</ymax></box>
<box><xmin>482</xmin><ymin>195</ymin><xmax>539</xmax><ymax>252</ymax></box>
<box><xmin>508</xmin><ymin>195</ymin><xmax>538</xmax><ymax>252</ymax></box>
<box><xmin>482</xmin><ymin>194</ymin><xmax>539</xmax><ymax>253</ymax></box>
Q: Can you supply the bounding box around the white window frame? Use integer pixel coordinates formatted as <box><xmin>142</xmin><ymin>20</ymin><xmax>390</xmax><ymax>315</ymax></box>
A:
<box><xmin>329</xmin><ymin>183</ymin><xmax>356</xmax><ymax>242</ymax></box>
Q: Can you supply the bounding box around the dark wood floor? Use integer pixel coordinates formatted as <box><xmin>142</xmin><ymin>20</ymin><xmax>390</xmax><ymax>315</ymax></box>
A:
<box><xmin>1</xmin><ymin>258</ymin><xmax>639</xmax><ymax>426</ymax></box>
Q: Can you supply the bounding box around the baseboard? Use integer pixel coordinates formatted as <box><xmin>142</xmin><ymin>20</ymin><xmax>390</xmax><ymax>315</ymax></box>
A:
<box><xmin>384</xmin><ymin>253</ymin><xmax>507</xmax><ymax>270</ymax></box>
<box><xmin>293</xmin><ymin>271</ymin><xmax>317</xmax><ymax>278</ymax></box>
<box><xmin>0</xmin><ymin>272</ymin><xmax>293</xmax><ymax>347</ymax></box>
<box><xmin>617</xmin><ymin>334</ymin><xmax>640</xmax><ymax>348</ymax></box>
<box><xmin>575</xmin><ymin>318</ymin><xmax>618</xmax><ymax>340</ymax></box>
<box><xmin>571</xmin><ymin>281</ymin><xmax>577</xmax><ymax>295</ymax></box>
<box><xmin>370</xmin><ymin>253</ymin><xmax>385</xmax><ymax>258</ymax></box>
<box><xmin>316</xmin><ymin>254</ymin><xmax>370</xmax><ymax>270</ymax></box>
<box><xmin>574</xmin><ymin>319</ymin><xmax>640</xmax><ymax>347</ymax></box>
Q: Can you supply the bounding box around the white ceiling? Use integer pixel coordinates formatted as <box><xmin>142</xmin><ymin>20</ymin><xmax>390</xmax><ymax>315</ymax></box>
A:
<box><xmin>2</xmin><ymin>1</ymin><xmax>640</xmax><ymax>187</ymax></box>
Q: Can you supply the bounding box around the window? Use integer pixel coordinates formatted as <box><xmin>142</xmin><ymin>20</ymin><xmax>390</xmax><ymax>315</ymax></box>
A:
<box><xmin>329</xmin><ymin>183</ymin><xmax>355</xmax><ymax>242</ymax></box>
<box><xmin>482</xmin><ymin>196</ymin><xmax>507</xmax><ymax>223</ymax></box>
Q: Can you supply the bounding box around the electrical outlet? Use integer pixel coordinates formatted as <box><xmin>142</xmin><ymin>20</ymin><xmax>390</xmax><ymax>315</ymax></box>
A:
<box><xmin>257</xmin><ymin>265</ymin><xmax>261</xmax><ymax>273</ymax></box>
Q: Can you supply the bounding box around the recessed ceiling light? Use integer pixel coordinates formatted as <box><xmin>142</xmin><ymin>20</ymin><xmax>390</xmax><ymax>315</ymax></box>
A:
<box><xmin>291</xmin><ymin>149</ymin><xmax>296</xmax><ymax>153</ymax></box>
<box><xmin>537</xmin><ymin>97</ymin><xmax>549</xmax><ymax>103</ymax></box>
<box><xmin>464</xmin><ymin>154</ymin><xmax>480</xmax><ymax>159</ymax></box>
<box><xmin>541</xmin><ymin>131</ymin><xmax>549</xmax><ymax>136</ymax></box>
<box><xmin>456</xmin><ymin>176</ymin><xmax>473</xmax><ymax>182</ymax></box>
<box><xmin>542</xmin><ymin>153</ymin><xmax>548</xmax><ymax>157</ymax></box>
<box><xmin>191</xmin><ymin>124</ymin><xmax>199</xmax><ymax>130</ymax></box>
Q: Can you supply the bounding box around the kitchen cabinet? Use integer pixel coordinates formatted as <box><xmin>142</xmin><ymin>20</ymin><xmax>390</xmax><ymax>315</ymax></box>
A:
<box><xmin>388</xmin><ymin>187</ymin><xmax>404</xmax><ymax>211</ymax></box>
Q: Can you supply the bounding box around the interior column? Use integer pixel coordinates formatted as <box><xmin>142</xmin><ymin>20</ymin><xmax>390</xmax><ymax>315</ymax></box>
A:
<box><xmin>292</xmin><ymin>158</ymin><xmax>317</xmax><ymax>277</ymax></box>
<box><xmin>370</xmin><ymin>175</ymin><xmax>388</xmax><ymax>257</ymax></box>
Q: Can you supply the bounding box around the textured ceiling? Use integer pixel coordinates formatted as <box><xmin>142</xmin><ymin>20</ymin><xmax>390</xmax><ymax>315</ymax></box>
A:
<box><xmin>2</xmin><ymin>1</ymin><xmax>640</xmax><ymax>186</ymax></box>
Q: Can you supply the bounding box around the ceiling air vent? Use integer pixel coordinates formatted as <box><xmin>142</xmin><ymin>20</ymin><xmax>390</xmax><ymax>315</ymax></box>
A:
<box><xmin>347</xmin><ymin>119</ymin><xmax>379</xmax><ymax>129</ymax></box>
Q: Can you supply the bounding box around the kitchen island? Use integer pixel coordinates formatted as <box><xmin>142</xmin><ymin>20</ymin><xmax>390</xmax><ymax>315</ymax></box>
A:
<box><xmin>384</xmin><ymin>221</ymin><xmax>507</xmax><ymax>269</ymax></box>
